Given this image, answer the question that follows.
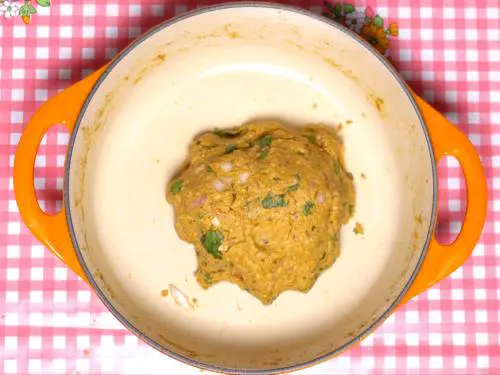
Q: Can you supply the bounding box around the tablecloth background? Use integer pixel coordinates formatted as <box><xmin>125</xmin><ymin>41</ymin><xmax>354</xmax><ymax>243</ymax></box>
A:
<box><xmin>0</xmin><ymin>0</ymin><xmax>499</xmax><ymax>374</ymax></box>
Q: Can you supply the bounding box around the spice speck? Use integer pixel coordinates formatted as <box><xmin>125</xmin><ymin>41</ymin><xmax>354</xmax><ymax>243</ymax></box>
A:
<box><xmin>354</xmin><ymin>222</ymin><xmax>364</xmax><ymax>235</ymax></box>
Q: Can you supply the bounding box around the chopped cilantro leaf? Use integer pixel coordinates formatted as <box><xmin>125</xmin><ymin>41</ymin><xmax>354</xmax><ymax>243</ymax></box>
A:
<box><xmin>224</xmin><ymin>144</ymin><xmax>237</xmax><ymax>154</ymax></box>
<box><xmin>170</xmin><ymin>180</ymin><xmax>183</xmax><ymax>194</ymax></box>
<box><xmin>201</xmin><ymin>230</ymin><xmax>224</xmax><ymax>259</ymax></box>
<box><xmin>203</xmin><ymin>272</ymin><xmax>213</xmax><ymax>285</ymax></box>
<box><xmin>256</xmin><ymin>134</ymin><xmax>272</xmax><ymax>159</ymax></box>
<box><xmin>213</xmin><ymin>128</ymin><xmax>241</xmax><ymax>138</ymax></box>
<box><xmin>258</xmin><ymin>149</ymin><xmax>269</xmax><ymax>159</ymax></box>
<box><xmin>206</xmin><ymin>165</ymin><xmax>214</xmax><ymax>172</ymax></box>
<box><xmin>304</xmin><ymin>133</ymin><xmax>317</xmax><ymax>144</ymax></box>
<box><xmin>303</xmin><ymin>201</ymin><xmax>315</xmax><ymax>216</ymax></box>
<box><xmin>256</xmin><ymin>135</ymin><xmax>272</xmax><ymax>148</ymax></box>
<box><xmin>261</xmin><ymin>192</ymin><xmax>288</xmax><ymax>209</ymax></box>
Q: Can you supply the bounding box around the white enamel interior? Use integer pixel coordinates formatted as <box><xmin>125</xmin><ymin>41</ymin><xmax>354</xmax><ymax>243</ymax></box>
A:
<box><xmin>68</xmin><ymin>5</ymin><xmax>435</xmax><ymax>372</ymax></box>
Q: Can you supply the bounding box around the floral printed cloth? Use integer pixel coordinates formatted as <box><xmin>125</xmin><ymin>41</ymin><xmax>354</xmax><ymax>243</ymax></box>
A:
<box><xmin>323</xmin><ymin>2</ymin><xmax>398</xmax><ymax>53</ymax></box>
<box><xmin>0</xmin><ymin>0</ymin><xmax>49</xmax><ymax>24</ymax></box>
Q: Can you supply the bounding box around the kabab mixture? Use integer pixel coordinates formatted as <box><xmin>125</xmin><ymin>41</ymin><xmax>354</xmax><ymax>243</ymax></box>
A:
<box><xmin>166</xmin><ymin>121</ymin><xmax>355</xmax><ymax>304</ymax></box>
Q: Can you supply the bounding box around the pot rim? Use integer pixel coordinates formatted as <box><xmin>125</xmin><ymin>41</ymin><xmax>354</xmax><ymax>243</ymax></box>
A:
<box><xmin>64</xmin><ymin>2</ymin><xmax>438</xmax><ymax>374</ymax></box>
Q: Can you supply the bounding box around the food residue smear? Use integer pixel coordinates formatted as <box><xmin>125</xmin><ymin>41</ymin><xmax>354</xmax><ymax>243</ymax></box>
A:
<box><xmin>354</xmin><ymin>222</ymin><xmax>364</xmax><ymax>235</ymax></box>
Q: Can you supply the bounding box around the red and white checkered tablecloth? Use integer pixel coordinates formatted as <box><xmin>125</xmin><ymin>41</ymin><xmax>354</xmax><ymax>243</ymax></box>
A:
<box><xmin>0</xmin><ymin>0</ymin><xmax>499</xmax><ymax>374</ymax></box>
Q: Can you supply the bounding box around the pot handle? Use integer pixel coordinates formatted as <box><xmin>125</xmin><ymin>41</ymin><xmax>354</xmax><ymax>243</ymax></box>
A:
<box><xmin>399</xmin><ymin>94</ymin><xmax>488</xmax><ymax>304</ymax></box>
<box><xmin>14</xmin><ymin>69</ymin><xmax>104</xmax><ymax>281</ymax></box>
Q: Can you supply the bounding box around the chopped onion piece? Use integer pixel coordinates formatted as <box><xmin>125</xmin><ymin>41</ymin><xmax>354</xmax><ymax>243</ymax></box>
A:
<box><xmin>220</xmin><ymin>162</ymin><xmax>232</xmax><ymax>172</ymax></box>
<box><xmin>191</xmin><ymin>194</ymin><xmax>207</xmax><ymax>208</ymax></box>
<box><xmin>316</xmin><ymin>192</ymin><xmax>325</xmax><ymax>204</ymax></box>
<box><xmin>239</xmin><ymin>172</ymin><xmax>250</xmax><ymax>184</ymax></box>
<box><xmin>214</xmin><ymin>179</ymin><xmax>226</xmax><ymax>191</ymax></box>
<box><xmin>169</xmin><ymin>284</ymin><xmax>193</xmax><ymax>309</ymax></box>
<box><xmin>212</xmin><ymin>217</ymin><xmax>221</xmax><ymax>227</ymax></box>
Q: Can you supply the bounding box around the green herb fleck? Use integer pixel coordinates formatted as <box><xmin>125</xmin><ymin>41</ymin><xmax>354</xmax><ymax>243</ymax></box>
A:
<box><xmin>203</xmin><ymin>272</ymin><xmax>213</xmax><ymax>285</ymax></box>
<box><xmin>201</xmin><ymin>230</ymin><xmax>224</xmax><ymax>259</ymax></box>
<box><xmin>334</xmin><ymin>163</ymin><xmax>340</xmax><ymax>174</ymax></box>
<box><xmin>213</xmin><ymin>128</ymin><xmax>241</xmax><ymax>138</ymax></box>
<box><xmin>224</xmin><ymin>144</ymin><xmax>237</xmax><ymax>154</ymax></box>
<box><xmin>304</xmin><ymin>133</ymin><xmax>317</xmax><ymax>144</ymax></box>
<box><xmin>258</xmin><ymin>149</ymin><xmax>269</xmax><ymax>159</ymax></box>
<box><xmin>256</xmin><ymin>135</ymin><xmax>272</xmax><ymax>148</ymax></box>
<box><xmin>261</xmin><ymin>192</ymin><xmax>288</xmax><ymax>209</ymax></box>
<box><xmin>331</xmin><ymin>233</ymin><xmax>338</xmax><ymax>241</ymax></box>
<box><xmin>256</xmin><ymin>134</ymin><xmax>272</xmax><ymax>158</ymax></box>
<box><xmin>206</xmin><ymin>165</ymin><xmax>214</xmax><ymax>172</ymax></box>
<box><xmin>303</xmin><ymin>201</ymin><xmax>316</xmax><ymax>216</ymax></box>
<box><xmin>170</xmin><ymin>180</ymin><xmax>183</xmax><ymax>194</ymax></box>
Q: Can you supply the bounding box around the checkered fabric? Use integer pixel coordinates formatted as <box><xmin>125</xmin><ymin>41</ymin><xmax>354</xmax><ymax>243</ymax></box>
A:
<box><xmin>0</xmin><ymin>0</ymin><xmax>499</xmax><ymax>374</ymax></box>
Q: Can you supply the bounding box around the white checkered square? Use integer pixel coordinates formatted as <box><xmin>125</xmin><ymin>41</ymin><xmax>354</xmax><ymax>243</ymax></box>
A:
<box><xmin>60</xmin><ymin>4</ymin><xmax>73</xmax><ymax>15</ymax></box>
<box><xmin>60</xmin><ymin>26</ymin><xmax>73</xmax><ymax>39</ymax></box>
<box><xmin>83</xmin><ymin>4</ymin><xmax>96</xmax><ymax>16</ymax></box>
<box><xmin>106</xmin><ymin>4</ymin><xmax>119</xmax><ymax>16</ymax></box>
<box><xmin>4</xmin><ymin>360</ymin><xmax>17</xmax><ymax>374</ymax></box>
